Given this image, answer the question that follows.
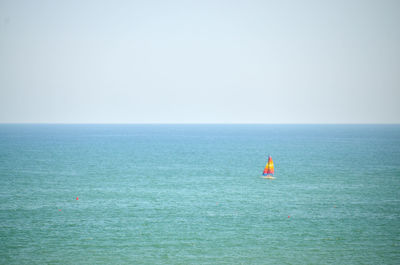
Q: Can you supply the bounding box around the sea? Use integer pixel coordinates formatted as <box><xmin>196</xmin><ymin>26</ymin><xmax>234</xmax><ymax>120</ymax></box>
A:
<box><xmin>0</xmin><ymin>124</ymin><xmax>399</xmax><ymax>264</ymax></box>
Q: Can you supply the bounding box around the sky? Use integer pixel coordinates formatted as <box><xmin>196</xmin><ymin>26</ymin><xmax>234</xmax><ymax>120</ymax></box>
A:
<box><xmin>0</xmin><ymin>0</ymin><xmax>399</xmax><ymax>123</ymax></box>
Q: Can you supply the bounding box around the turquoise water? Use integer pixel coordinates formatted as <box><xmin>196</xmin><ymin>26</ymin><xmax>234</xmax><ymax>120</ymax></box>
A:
<box><xmin>1</xmin><ymin>124</ymin><xmax>399</xmax><ymax>264</ymax></box>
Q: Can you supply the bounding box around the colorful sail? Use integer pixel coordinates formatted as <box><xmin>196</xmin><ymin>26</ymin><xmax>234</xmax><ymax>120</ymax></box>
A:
<box><xmin>263</xmin><ymin>156</ymin><xmax>274</xmax><ymax>176</ymax></box>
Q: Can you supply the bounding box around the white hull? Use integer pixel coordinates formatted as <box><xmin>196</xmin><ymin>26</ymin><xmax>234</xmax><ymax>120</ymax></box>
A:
<box><xmin>262</xmin><ymin>176</ymin><xmax>275</xmax><ymax>179</ymax></box>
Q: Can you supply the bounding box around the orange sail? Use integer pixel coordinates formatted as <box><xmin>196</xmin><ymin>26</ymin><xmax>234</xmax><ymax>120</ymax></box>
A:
<box><xmin>263</xmin><ymin>156</ymin><xmax>274</xmax><ymax>176</ymax></box>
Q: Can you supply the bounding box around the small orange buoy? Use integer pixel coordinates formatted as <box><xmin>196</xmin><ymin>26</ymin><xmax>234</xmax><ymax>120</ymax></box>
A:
<box><xmin>288</xmin><ymin>216</ymin><xmax>290</xmax><ymax>218</ymax></box>
<box><xmin>76</xmin><ymin>197</ymin><xmax>79</xmax><ymax>200</ymax></box>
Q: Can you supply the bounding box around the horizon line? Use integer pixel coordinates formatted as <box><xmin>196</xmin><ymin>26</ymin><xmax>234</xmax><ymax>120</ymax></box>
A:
<box><xmin>0</xmin><ymin>122</ymin><xmax>399</xmax><ymax>125</ymax></box>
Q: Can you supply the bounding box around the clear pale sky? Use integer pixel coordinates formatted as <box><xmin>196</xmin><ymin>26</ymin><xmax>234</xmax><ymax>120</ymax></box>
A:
<box><xmin>0</xmin><ymin>0</ymin><xmax>399</xmax><ymax>123</ymax></box>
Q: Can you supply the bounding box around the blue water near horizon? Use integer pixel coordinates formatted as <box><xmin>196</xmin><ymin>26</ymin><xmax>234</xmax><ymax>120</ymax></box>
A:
<box><xmin>1</xmin><ymin>124</ymin><xmax>399</xmax><ymax>264</ymax></box>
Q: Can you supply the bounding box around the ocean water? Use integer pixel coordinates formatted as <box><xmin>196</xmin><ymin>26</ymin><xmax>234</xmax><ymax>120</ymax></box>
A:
<box><xmin>0</xmin><ymin>124</ymin><xmax>399</xmax><ymax>264</ymax></box>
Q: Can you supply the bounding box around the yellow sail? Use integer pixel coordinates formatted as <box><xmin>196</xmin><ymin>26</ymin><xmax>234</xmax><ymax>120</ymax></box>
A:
<box><xmin>262</xmin><ymin>156</ymin><xmax>275</xmax><ymax>179</ymax></box>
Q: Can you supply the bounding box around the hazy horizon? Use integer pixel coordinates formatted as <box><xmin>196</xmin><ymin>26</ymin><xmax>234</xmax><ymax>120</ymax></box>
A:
<box><xmin>1</xmin><ymin>122</ymin><xmax>399</xmax><ymax>125</ymax></box>
<box><xmin>1</xmin><ymin>0</ymin><xmax>399</xmax><ymax>124</ymax></box>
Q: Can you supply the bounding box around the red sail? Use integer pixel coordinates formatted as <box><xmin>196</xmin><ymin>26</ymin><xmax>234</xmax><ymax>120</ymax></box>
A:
<box><xmin>262</xmin><ymin>156</ymin><xmax>274</xmax><ymax>176</ymax></box>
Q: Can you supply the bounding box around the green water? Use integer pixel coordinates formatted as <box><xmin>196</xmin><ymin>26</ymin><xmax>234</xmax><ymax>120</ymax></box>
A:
<box><xmin>1</xmin><ymin>125</ymin><xmax>399</xmax><ymax>264</ymax></box>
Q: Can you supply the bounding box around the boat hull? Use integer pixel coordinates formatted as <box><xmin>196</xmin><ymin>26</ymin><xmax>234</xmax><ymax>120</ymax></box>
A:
<box><xmin>262</xmin><ymin>176</ymin><xmax>275</xmax><ymax>179</ymax></box>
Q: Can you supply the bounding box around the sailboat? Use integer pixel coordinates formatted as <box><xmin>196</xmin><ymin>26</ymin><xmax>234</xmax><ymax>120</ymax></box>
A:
<box><xmin>262</xmin><ymin>155</ymin><xmax>275</xmax><ymax>179</ymax></box>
